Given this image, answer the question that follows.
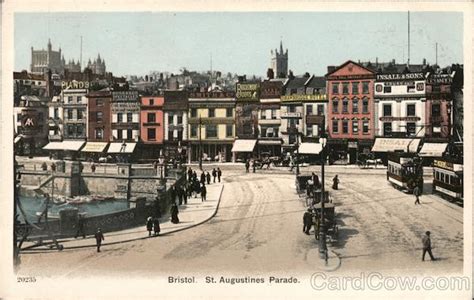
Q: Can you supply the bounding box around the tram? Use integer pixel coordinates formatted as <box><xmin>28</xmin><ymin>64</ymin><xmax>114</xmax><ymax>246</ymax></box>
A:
<box><xmin>432</xmin><ymin>158</ymin><xmax>463</xmax><ymax>204</ymax></box>
<box><xmin>386</xmin><ymin>152</ymin><xmax>423</xmax><ymax>193</ymax></box>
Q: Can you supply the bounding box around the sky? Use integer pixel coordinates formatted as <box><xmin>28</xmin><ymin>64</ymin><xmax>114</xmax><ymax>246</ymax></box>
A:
<box><xmin>14</xmin><ymin>12</ymin><xmax>463</xmax><ymax>77</ymax></box>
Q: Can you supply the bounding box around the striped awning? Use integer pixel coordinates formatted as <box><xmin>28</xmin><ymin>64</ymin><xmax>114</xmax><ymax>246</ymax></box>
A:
<box><xmin>419</xmin><ymin>143</ymin><xmax>448</xmax><ymax>157</ymax></box>
<box><xmin>107</xmin><ymin>142</ymin><xmax>136</xmax><ymax>154</ymax></box>
<box><xmin>43</xmin><ymin>140</ymin><xmax>85</xmax><ymax>151</ymax></box>
<box><xmin>231</xmin><ymin>139</ymin><xmax>257</xmax><ymax>152</ymax></box>
<box><xmin>81</xmin><ymin>142</ymin><xmax>109</xmax><ymax>153</ymax></box>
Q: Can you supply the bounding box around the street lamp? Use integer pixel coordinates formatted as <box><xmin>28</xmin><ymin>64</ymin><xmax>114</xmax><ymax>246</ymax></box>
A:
<box><xmin>318</xmin><ymin>120</ymin><xmax>328</xmax><ymax>263</ymax></box>
<box><xmin>296</xmin><ymin>127</ymin><xmax>300</xmax><ymax>175</ymax></box>
<box><xmin>198</xmin><ymin>114</ymin><xmax>203</xmax><ymax>170</ymax></box>
<box><xmin>446</xmin><ymin>102</ymin><xmax>452</xmax><ymax>140</ymax></box>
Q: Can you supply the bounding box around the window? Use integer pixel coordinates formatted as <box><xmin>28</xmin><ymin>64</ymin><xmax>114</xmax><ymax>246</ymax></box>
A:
<box><xmin>362</xmin><ymin>82</ymin><xmax>369</xmax><ymax>94</ymax></box>
<box><xmin>54</xmin><ymin>108</ymin><xmax>59</xmax><ymax>119</ymax></box>
<box><xmin>407</xmin><ymin>104</ymin><xmax>416</xmax><ymax>116</ymax></box>
<box><xmin>289</xmin><ymin>105</ymin><xmax>296</xmax><ymax>113</ymax></box>
<box><xmin>352</xmin><ymin>120</ymin><xmax>359</xmax><ymax>133</ymax></box>
<box><xmin>226</xmin><ymin>108</ymin><xmax>233</xmax><ymax>117</ymax></box>
<box><xmin>95</xmin><ymin>128</ymin><xmax>103</xmax><ymax>139</ymax></box>
<box><xmin>77</xmin><ymin>110</ymin><xmax>83</xmax><ymax>120</ymax></box>
<box><xmin>306</xmin><ymin>105</ymin><xmax>313</xmax><ymax>115</ymax></box>
<box><xmin>96</xmin><ymin>112</ymin><xmax>103</xmax><ymax>122</ymax></box>
<box><xmin>177</xmin><ymin>115</ymin><xmax>183</xmax><ymax>124</ymax></box>
<box><xmin>342</xmin><ymin>83</ymin><xmax>349</xmax><ymax>94</ymax></box>
<box><xmin>332</xmin><ymin>120</ymin><xmax>339</xmax><ymax>133</ymax></box>
<box><xmin>67</xmin><ymin>125</ymin><xmax>74</xmax><ymax>136</ymax></box>
<box><xmin>306</xmin><ymin>126</ymin><xmax>313</xmax><ymax>136</ymax></box>
<box><xmin>317</xmin><ymin>105</ymin><xmax>324</xmax><ymax>116</ymax></box>
<box><xmin>332</xmin><ymin>100</ymin><xmax>338</xmax><ymax>113</ymax></box>
<box><xmin>147</xmin><ymin>113</ymin><xmax>156</xmax><ymax>123</ymax></box>
<box><xmin>342</xmin><ymin>120</ymin><xmax>348</xmax><ymax>134</ymax></box>
<box><xmin>352</xmin><ymin>98</ymin><xmax>359</xmax><ymax>113</ymax></box>
<box><xmin>127</xmin><ymin>129</ymin><xmax>133</xmax><ymax>139</ymax></box>
<box><xmin>190</xmin><ymin>125</ymin><xmax>197</xmax><ymax>137</ymax></box>
<box><xmin>383</xmin><ymin>86</ymin><xmax>392</xmax><ymax>93</ymax></box>
<box><xmin>148</xmin><ymin>128</ymin><xmax>156</xmax><ymax>140</ymax></box>
<box><xmin>117</xmin><ymin>129</ymin><xmax>123</xmax><ymax>140</ymax></box>
<box><xmin>68</xmin><ymin>96</ymin><xmax>73</xmax><ymax>103</ymax></box>
<box><xmin>362</xmin><ymin>98</ymin><xmax>369</xmax><ymax>113</ymax></box>
<box><xmin>342</xmin><ymin>99</ymin><xmax>349</xmax><ymax>113</ymax></box>
<box><xmin>117</xmin><ymin>113</ymin><xmax>123</xmax><ymax>123</ymax></box>
<box><xmin>77</xmin><ymin>96</ymin><xmax>82</xmax><ymax>103</ymax></box>
<box><xmin>168</xmin><ymin>115</ymin><xmax>174</xmax><ymax>125</ymax></box>
<box><xmin>383</xmin><ymin>104</ymin><xmax>392</xmax><ymax>117</ymax></box>
<box><xmin>127</xmin><ymin>113</ymin><xmax>133</xmax><ymax>123</ymax></box>
<box><xmin>352</xmin><ymin>82</ymin><xmax>359</xmax><ymax>94</ymax></box>
<box><xmin>191</xmin><ymin>108</ymin><xmax>197</xmax><ymax>118</ymax></box>
<box><xmin>332</xmin><ymin>82</ymin><xmax>339</xmax><ymax>94</ymax></box>
<box><xmin>383</xmin><ymin>122</ymin><xmax>392</xmax><ymax>136</ymax></box>
<box><xmin>226</xmin><ymin>124</ymin><xmax>233</xmax><ymax>137</ymax></box>
<box><xmin>206</xmin><ymin>125</ymin><xmax>217</xmax><ymax>138</ymax></box>
<box><xmin>261</xmin><ymin>110</ymin><xmax>267</xmax><ymax>119</ymax></box>
<box><xmin>208</xmin><ymin>108</ymin><xmax>215</xmax><ymax>118</ymax></box>
<box><xmin>77</xmin><ymin>125</ymin><xmax>84</xmax><ymax>136</ymax></box>
<box><xmin>363</xmin><ymin>120</ymin><xmax>369</xmax><ymax>134</ymax></box>
<box><xmin>271</xmin><ymin>109</ymin><xmax>277</xmax><ymax>119</ymax></box>
<box><xmin>406</xmin><ymin>123</ymin><xmax>416</xmax><ymax>136</ymax></box>
<box><xmin>149</xmin><ymin>99</ymin><xmax>154</xmax><ymax>106</ymax></box>
<box><xmin>96</xmin><ymin>99</ymin><xmax>103</xmax><ymax>106</ymax></box>
<box><xmin>177</xmin><ymin>130</ymin><xmax>183</xmax><ymax>141</ymax></box>
<box><xmin>432</xmin><ymin>104</ymin><xmax>441</xmax><ymax>117</ymax></box>
<box><xmin>67</xmin><ymin>109</ymin><xmax>73</xmax><ymax>120</ymax></box>
<box><xmin>261</xmin><ymin>127</ymin><xmax>267</xmax><ymax>137</ymax></box>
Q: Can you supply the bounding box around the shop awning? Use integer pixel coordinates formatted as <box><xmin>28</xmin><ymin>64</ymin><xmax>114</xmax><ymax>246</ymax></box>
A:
<box><xmin>81</xmin><ymin>142</ymin><xmax>109</xmax><ymax>153</ymax></box>
<box><xmin>418</xmin><ymin>143</ymin><xmax>448</xmax><ymax>157</ymax></box>
<box><xmin>231</xmin><ymin>139</ymin><xmax>257</xmax><ymax>152</ymax></box>
<box><xmin>107</xmin><ymin>142</ymin><xmax>137</xmax><ymax>154</ymax></box>
<box><xmin>298</xmin><ymin>142</ymin><xmax>323</xmax><ymax>155</ymax></box>
<box><xmin>258</xmin><ymin>140</ymin><xmax>282</xmax><ymax>145</ymax></box>
<box><xmin>371</xmin><ymin>138</ymin><xmax>420</xmax><ymax>153</ymax></box>
<box><xmin>43</xmin><ymin>141</ymin><xmax>85</xmax><ymax>151</ymax></box>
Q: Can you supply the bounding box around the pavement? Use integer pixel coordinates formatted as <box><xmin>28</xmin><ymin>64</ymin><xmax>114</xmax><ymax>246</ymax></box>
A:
<box><xmin>21</xmin><ymin>183</ymin><xmax>224</xmax><ymax>252</ymax></box>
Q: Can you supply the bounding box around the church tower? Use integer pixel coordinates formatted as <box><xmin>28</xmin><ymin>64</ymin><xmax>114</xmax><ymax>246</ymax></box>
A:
<box><xmin>270</xmin><ymin>41</ymin><xmax>288</xmax><ymax>78</ymax></box>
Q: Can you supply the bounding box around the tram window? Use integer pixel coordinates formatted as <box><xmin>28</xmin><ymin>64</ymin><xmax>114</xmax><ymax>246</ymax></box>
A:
<box><xmin>440</xmin><ymin>173</ymin><xmax>445</xmax><ymax>182</ymax></box>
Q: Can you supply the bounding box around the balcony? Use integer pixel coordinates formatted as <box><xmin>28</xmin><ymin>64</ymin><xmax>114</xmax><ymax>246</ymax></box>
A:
<box><xmin>281</xmin><ymin>112</ymin><xmax>302</xmax><ymax>119</ymax></box>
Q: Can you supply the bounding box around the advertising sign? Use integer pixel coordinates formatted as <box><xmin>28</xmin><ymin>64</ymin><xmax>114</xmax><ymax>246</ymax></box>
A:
<box><xmin>376</xmin><ymin>73</ymin><xmax>425</xmax><ymax>81</ymax></box>
<box><xmin>61</xmin><ymin>80</ymin><xmax>90</xmax><ymax>89</ymax></box>
<box><xmin>281</xmin><ymin>94</ymin><xmax>327</xmax><ymax>102</ymax></box>
<box><xmin>112</xmin><ymin>91</ymin><xmax>139</xmax><ymax>102</ymax></box>
<box><xmin>236</xmin><ymin>83</ymin><xmax>259</xmax><ymax>101</ymax></box>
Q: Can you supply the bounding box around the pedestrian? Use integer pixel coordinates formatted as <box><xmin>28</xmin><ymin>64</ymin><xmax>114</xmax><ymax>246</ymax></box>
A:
<box><xmin>193</xmin><ymin>171</ymin><xmax>197</xmax><ymax>181</ymax></box>
<box><xmin>303</xmin><ymin>209</ymin><xmax>313</xmax><ymax>235</ymax></box>
<box><xmin>183</xmin><ymin>183</ymin><xmax>189</xmax><ymax>204</ymax></box>
<box><xmin>170</xmin><ymin>186</ymin><xmax>177</xmax><ymax>205</ymax></box>
<box><xmin>332</xmin><ymin>175</ymin><xmax>339</xmax><ymax>190</ymax></box>
<box><xmin>206</xmin><ymin>171</ymin><xmax>211</xmax><ymax>185</ymax></box>
<box><xmin>170</xmin><ymin>203</ymin><xmax>179</xmax><ymax>224</ymax></box>
<box><xmin>91</xmin><ymin>162</ymin><xmax>96</xmax><ymax>173</ymax></box>
<box><xmin>212</xmin><ymin>168</ymin><xmax>217</xmax><ymax>183</ymax></box>
<box><xmin>201</xmin><ymin>183</ymin><xmax>207</xmax><ymax>202</ymax></box>
<box><xmin>177</xmin><ymin>187</ymin><xmax>183</xmax><ymax>205</ymax></box>
<box><xmin>51</xmin><ymin>162</ymin><xmax>56</xmax><ymax>172</ymax></box>
<box><xmin>94</xmin><ymin>228</ymin><xmax>104</xmax><ymax>252</ymax></box>
<box><xmin>187</xmin><ymin>167</ymin><xmax>193</xmax><ymax>181</ymax></box>
<box><xmin>245</xmin><ymin>159</ymin><xmax>250</xmax><ymax>173</ymax></box>
<box><xmin>413</xmin><ymin>185</ymin><xmax>421</xmax><ymax>205</ymax></box>
<box><xmin>74</xmin><ymin>215</ymin><xmax>86</xmax><ymax>239</ymax></box>
<box><xmin>200</xmin><ymin>172</ymin><xmax>206</xmax><ymax>184</ymax></box>
<box><xmin>153</xmin><ymin>217</ymin><xmax>161</xmax><ymax>236</ymax></box>
<box><xmin>217</xmin><ymin>167</ymin><xmax>222</xmax><ymax>182</ymax></box>
<box><xmin>146</xmin><ymin>216</ymin><xmax>153</xmax><ymax>237</ymax></box>
<box><xmin>312</xmin><ymin>172</ymin><xmax>320</xmax><ymax>189</ymax></box>
<box><xmin>252</xmin><ymin>160</ymin><xmax>256</xmax><ymax>173</ymax></box>
<box><xmin>422</xmin><ymin>231</ymin><xmax>436</xmax><ymax>261</ymax></box>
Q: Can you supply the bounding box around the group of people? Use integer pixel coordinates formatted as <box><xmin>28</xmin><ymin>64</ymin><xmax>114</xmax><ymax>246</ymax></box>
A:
<box><xmin>146</xmin><ymin>216</ymin><xmax>161</xmax><ymax>236</ymax></box>
<box><xmin>245</xmin><ymin>159</ymin><xmax>257</xmax><ymax>173</ymax></box>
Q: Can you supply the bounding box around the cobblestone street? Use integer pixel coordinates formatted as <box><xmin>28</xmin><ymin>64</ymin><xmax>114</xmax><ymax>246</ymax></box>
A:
<box><xmin>18</xmin><ymin>165</ymin><xmax>463</xmax><ymax>278</ymax></box>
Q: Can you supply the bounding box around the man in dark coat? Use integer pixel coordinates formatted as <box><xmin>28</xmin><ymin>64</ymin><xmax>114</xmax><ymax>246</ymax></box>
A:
<box><xmin>94</xmin><ymin>228</ymin><xmax>104</xmax><ymax>252</ymax></box>
<box><xmin>252</xmin><ymin>160</ymin><xmax>256</xmax><ymax>173</ymax></box>
<box><xmin>212</xmin><ymin>168</ymin><xmax>217</xmax><ymax>183</ymax></box>
<box><xmin>177</xmin><ymin>187</ymin><xmax>183</xmax><ymax>205</ymax></box>
<box><xmin>153</xmin><ymin>217</ymin><xmax>161</xmax><ymax>236</ymax></box>
<box><xmin>303</xmin><ymin>209</ymin><xmax>313</xmax><ymax>235</ymax></box>
<box><xmin>200</xmin><ymin>172</ymin><xmax>206</xmax><ymax>184</ymax></box>
<box><xmin>201</xmin><ymin>183</ymin><xmax>207</xmax><ymax>202</ymax></box>
<box><xmin>332</xmin><ymin>175</ymin><xmax>339</xmax><ymax>190</ymax></box>
<box><xmin>422</xmin><ymin>231</ymin><xmax>435</xmax><ymax>261</ymax></box>
<box><xmin>170</xmin><ymin>203</ymin><xmax>180</xmax><ymax>224</ymax></box>
<box><xmin>146</xmin><ymin>217</ymin><xmax>153</xmax><ymax>237</ymax></box>
<box><xmin>217</xmin><ymin>168</ymin><xmax>222</xmax><ymax>182</ymax></box>
<box><xmin>170</xmin><ymin>186</ymin><xmax>177</xmax><ymax>204</ymax></box>
<box><xmin>206</xmin><ymin>172</ymin><xmax>211</xmax><ymax>185</ymax></box>
<box><xmin>187</xmin><ymin>167</ymin><xmax>193</xmax><ymax>181</ymax></box>
<box><xmin>413</xmin><ymin>185</ymin><xmax>421</xmax><ymax>205</ymax></box>
<box><xmin>245</xmin><ymin>160</ymin><xmax>250</xmax><ymax>173</ymax></box>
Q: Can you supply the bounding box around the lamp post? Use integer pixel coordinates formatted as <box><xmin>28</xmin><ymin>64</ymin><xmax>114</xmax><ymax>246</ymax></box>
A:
<box><xmin>446</xmin><ymin>102</ymin><xmax>452</xmax><ymax>141</ymax></box>
<box><xmin>296</xmin><ymin>127</ymin><xmax>300</xmax><ymax>175</ymax></box>
<box><xmin>198</xmin><ymin>114</ymin><xmax>203</xmax><ymax>170</ymax></box>
<box><xmin>318</xmin><ymin>118</ymin><xmax>328</xmax><ymax>263</ymax></box>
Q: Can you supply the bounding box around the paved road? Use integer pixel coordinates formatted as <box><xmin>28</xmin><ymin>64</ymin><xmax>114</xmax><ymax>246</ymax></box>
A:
<box><xmin>18</xmin><ymin>166</ymin><xmax>463</xmax><ymax>278</ymax></box>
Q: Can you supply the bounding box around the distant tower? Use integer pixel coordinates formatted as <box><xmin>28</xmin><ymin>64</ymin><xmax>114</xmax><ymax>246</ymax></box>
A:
<box><xmin>270</xmin><ymin>41</ymin><xmax>288</xmax><ymax>78</ymax></box>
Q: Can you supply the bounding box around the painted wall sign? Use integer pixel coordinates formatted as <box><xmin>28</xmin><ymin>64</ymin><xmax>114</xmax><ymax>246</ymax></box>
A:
<box><xmin>376</xmin><ymin>73</ymin><xmax>425</xmax><ymax>81</ymax></box>
<box><xmin>112</xmin><ymin>91</ymin><xmax>139</xmax><ymax>102</ymax></box>
<box><xmin>427</xmin><ymin>74</ymin><xmax>453</xmax><ymax>85</ymax></box>
<box><xmin>379</xmin><ymin>116</ymin><xmax>421</xmax><ymax>122</ymax></box>
<box><xmin>236</xmin><ymin>83</ymin><xmax>259</xmax><ymax>100</ymax></box>
<box><xmin>281</xmin><ymin>94</ymin><xmax>327</xmax><ymax>102</ymax></box>
<box><xmin>433</xmin><ymin>159</ymin><xmax>454</xmax><ymax>171</ymax></box>
<box><xmin>61</xmin><ymin>80</ymin><xmax>90</xmax><ymax>89</ymax></box>
<box><xmin>111</xmin><ymin>102</ymin><xmax>141</xmax><ymax>113</ymax></box>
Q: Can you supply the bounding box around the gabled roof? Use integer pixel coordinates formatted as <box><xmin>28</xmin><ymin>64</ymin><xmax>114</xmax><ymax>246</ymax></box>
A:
<box><xmin>325</xmin><ymin>60</ymin><xmax>376</xmax><ymax>77</ymax></box>
<box><xmin>306</xmin><ymin>76</ymin><xmax>326</xmax><ymax>88</ymax></box>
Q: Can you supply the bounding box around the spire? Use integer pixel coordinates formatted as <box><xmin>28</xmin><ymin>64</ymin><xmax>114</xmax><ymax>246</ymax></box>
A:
<box><xmin>280</xmin><ymin>40</ymin><xmax>283</xmax><ymax>54</ymax></box>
